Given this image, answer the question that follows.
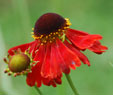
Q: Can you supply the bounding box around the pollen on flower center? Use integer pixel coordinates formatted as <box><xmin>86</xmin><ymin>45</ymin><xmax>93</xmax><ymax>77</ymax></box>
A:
<box><xmin>32</xmin><ymin>13</ymin><xmax>71</xmax><ymax>44</ymax></box>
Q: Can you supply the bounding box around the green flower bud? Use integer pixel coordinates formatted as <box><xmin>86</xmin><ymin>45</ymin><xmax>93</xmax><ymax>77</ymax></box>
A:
<box><xmin>8</xmin><ymin>53</ymin><xmax>30</xmax><ymax>72</ymax></box>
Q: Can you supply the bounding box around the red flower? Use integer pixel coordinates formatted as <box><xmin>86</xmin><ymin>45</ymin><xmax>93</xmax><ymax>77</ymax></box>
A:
<box><xmin>8</xmin><ymin>13</ymin><xmax>107</xmax><ymax>87</ymax></box>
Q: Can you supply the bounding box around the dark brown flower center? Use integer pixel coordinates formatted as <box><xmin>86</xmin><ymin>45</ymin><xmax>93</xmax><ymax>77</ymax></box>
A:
<box><xmin>34</xmin><ymin>13</ymin><xmax>66</xmax><ymax>36</ymax></box>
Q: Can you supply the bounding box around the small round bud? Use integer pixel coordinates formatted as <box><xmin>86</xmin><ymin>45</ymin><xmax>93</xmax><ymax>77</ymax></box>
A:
<box><xmin>8</xmin><ymin>53</ymin><xmax>30</xmax><ymax>72</ymax></box>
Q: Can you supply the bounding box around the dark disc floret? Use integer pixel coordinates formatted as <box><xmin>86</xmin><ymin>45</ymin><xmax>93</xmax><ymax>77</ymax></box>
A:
<box><xmin>34</xmin><ymin>13</ymin><xmax>66</xmax><ymax>36</ymax></box>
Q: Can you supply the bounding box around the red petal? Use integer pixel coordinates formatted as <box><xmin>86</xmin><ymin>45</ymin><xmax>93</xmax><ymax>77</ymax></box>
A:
<box><xmin>8</xmin><ymin>41</ymin><xmax>35</xmax><ymax>55</ymax></box>
<box><xmin>27</xmin><ymin>43</ymin><xmax>62</xmax><ymax>87</ymax></box>
<box><xmin>49</xmin><ymin>42</ymin><xmax>62</xmax><ymax>78</ymax></box>
<box><xmin>41</xmin><ymin>42</ymin><xmax>62</xmax><ymax>80</ymax></box>
<box><xmin>88</xmin><ymin>41</ymin><xmax>108</xmax><ymax>54</ymax></box>
<box><xmin>55</xmin><ymin>76</ymin><xmax>62</xmax><ymax>84</ymax></box>
<box><xmin>56</xmin><ymin>39</ymin><xmax>81</xmax><ymax>73</ymax></box>
<box><xmin>26</xmin><ymin>72</ymin><xmax>36</xmax><ymax>87</ymax></box>
<box><xmin>42</xmin><ymin>78</ymin><xmax>52</xmax><ymax>86</ymax></box>
<box><xmin>66</xmin><ymin>29</ymin><xmax>103</xmax><ymax>49</ymax></box>
<box><xmin>26</xmin><ymin>44</ymin><xmax>46</xmax><ymax>87</ymax></box>
<box><xmin>54</xmin><ymin>41</ymin><xmax>70</xmax><ymax>74</ymax></box>
<box><xmin>29</xmin><ymin>40</ymin><xmax>40</xmax><ymax>57</ymax></box>
<box><xmin>41</xmin><ymin>43</ymin><xmax>51</xmax><ymax>78</ymax></box>
<box><xmin>67</xmin><ymin>29</ymin><xmax>88</xmax><ymax>36</ymax></box>
<box><xmin>49</xmin><ymin>80</ymin><xmax>57</xmax><ymax>87</ymax></box>
<box><xmin>64</xmin><ymin>40</ymin><xmax>90</xmax><ymax>66</ymax></box>
<box><xmin>42</xmin><ymin>78</ymin><xmax>57</xmax><ymax>87</ymax></box>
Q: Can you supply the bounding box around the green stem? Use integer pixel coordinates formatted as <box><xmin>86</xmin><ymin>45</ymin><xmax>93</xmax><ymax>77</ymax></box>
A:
<box><xmin>65</xmin><ymin>74</ymin><xmax>79</xmax><ymax>95</ymax></box>
<box><xmin>34</xmin><ymin>85</ymin><xmax>43</xmax><ymax>95</ymax></box>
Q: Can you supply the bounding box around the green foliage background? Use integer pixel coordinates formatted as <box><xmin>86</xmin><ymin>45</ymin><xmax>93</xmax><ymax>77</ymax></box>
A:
<box><xmin>0</xmin><ymin>0</ymin><xmax>113</xmax><ymax>95</ymax></box>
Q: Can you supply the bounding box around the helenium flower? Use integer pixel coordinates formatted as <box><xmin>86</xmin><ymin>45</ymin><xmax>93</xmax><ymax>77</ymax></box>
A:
<box><xmin>6</xmin><ymin>13</ymin><xmax>107</xmax><ymax>87</ymax></box>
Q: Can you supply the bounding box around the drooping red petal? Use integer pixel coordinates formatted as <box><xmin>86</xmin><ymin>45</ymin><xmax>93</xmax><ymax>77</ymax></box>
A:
<box><xmin>8</xmin><ymin>41</ymin><xmax>36</xmax><ymax>55</ymax></box>
<box><xmin>27</xmin><ymin>43</ymin><xmax>61</xmax><ymax>87</ymax></box>
<box><xmin>41</xmin><ymin>43</ymin><xmax>51</xmax><ymax>78</ymax></box>
<box><xmin>49</xmin><ymin>42</ymin><xmax>62</xmax><ymax>79</ymax></box>
<box><xmin>56</xmin><ymin>39</ymin><xmax>81</xmax><ymax>73</ymax></box>
<box><xmin>64</xmin><ymin>40</ymin><xmax>90</xmax><ymax>66</ymax></box>
<box><xmin>29</xmin><ymin>40</ymin><xmax>40</xmax><ymax>57</ymax></box>
<box><xmin>41</xmin><ymin>42</ymin><xmax>62</xmax><ymax>81</ymax></box>
<box><xmin>26</xmin><ymin>72</ymin><xmax>36</xmax><ymax>86</ymax></box>
<box><xmin>41</xmin><ymin>42</ymin><xmax>63</xmax><ymax>87</ymax></box>
<box><xmin>88</xmin><ymin>41</ymin><xmax>108</xmax><ymax>54</ymax></box>
<box><xmin>66</xmin><ymin>29</ymin><xmax>102</xmax><ymax>49</ymax></box>
<box><xmin>26</xmin><ymin>44</ymin><xmax>46</xmax><ymax>87</ymax></box>
<box><xmin>53</xmin><ymin>41</ymin><xmax>70</xmax><ymax>74</ymax></box>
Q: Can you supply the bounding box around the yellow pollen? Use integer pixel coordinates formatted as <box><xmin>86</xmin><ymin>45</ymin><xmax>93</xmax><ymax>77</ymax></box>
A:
<box><xmin>33</xmin><ymin>36</ymin><xmax>39</xmax><ymax>39</ymax></box>
<box><xmin>53</xmin><ymin>33</ymin><xmax>56</xmax><ymax>35</ymax></box>
<box><xmin>53</xmin><ymin>37</ymin><xmax>55</xmax><ymax>39</ymax></box>
<box><xmin>31</xmin><ymin>32</ymin><xmax>34</xmax><ymax>34</ymax></box>
<box><xmin>32</xmin><ymin>28</ymin><xmax>34</xmax><ymax>31</ymax></box>
<box><xmin>41</xmin><ymin>35</ymin><xmax>43</xmax><ymax>37</ymax></box>
<box><xmin>56</xmin><ymin>32</ymin><xmax>58</xmax><ymax>34</ymax></box>
<box><xmin>58</xmin><ymin>29</ymin><xmax>61</xmax><ymax>31</ymax></box>
<box><xmin>68</xmin><ymin>23</ymin><xmax>71</xmax><ymax>25</ymax></box>
<box><xmin>49</xmin><ymin>34</ymin><xmax>51</xmax><ymax>37</ymax></box>
<box><xmin>41</xmin><ymin>43</ymin><xmax>43</xmax><ymax>45</ymax></box>
<box><xmin>62</xmin><ymin>30</ymin><xmax>65</xmax><ymax>32</ymax></box>
<box><xmin>34</xmin><ymin>36</ymin><xmax>37</xmax><ymax>39</ymax></box>
<box><xmin>58</xmin><ymin>34</ymin><xmax>61</xmax><ymax>37</ymax></box>
<box><xmin>40</xmin><ymin>36</ymin><xmax>42</xmax><ymax>39</ymax></box>
<box><xmin>32</xmin><ymin>35</ymin><xmax>34</xmax><ymax>38</ymax></box>
<box><xmin>44</xmin><ymin>41</ymin><xmax>47</xmax><ymax>43</ymax></box>
<box><xmin>65</xmin><ymin>18</ymin><xmax>71</xmax><ymax>26</ymax></box>
<box><xmin>46</xmin><ymin>36</ymin><xmax>48</xmax><ymax>39</ymax></box>
<box><xmin>65</xmin><ymin>18</ymin><xmax>68</xmax><ymax>21</ymax></box>
<box><xmin>50</xmin><ymin>41</ymin><xmax>52</xmax><ymax>43</ymax></box>
<box><xmin>64</xmin><ymin>27</ymin><xmax>67</xmax><ymax>29</ymax></box>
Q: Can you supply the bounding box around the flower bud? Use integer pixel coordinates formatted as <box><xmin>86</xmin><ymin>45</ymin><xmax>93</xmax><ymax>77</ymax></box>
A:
<box><xmin>8</xmin><ymin>53</ymin><xmax>30</xmax><ymax>72</ymax></box>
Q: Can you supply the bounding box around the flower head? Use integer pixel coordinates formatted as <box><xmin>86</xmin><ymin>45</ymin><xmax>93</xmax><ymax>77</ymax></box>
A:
<box><xmin>32</xmin><ymin>13</ymin><xmax>71</xmax><ymax>44</ymax></box>
<box><xmin>9</xmin><ymin>53</ymin><xmax>30</xmax><ymax>72</ymax></box>
<box><xmin>6</xmin><ymin>13</ymin><xmax>108</xmax><ymax>87</ymax></box>
<box><xmin>4</xmin><ymin>49</ymin><xmax>36</xmax><ymax>77</ymax></box>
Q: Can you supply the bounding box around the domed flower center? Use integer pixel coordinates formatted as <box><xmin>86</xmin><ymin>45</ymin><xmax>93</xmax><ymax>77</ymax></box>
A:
<box><xmin>9</xmin><ymin>53</ymin><xmax>30</xmax><ymax>72</ymax></box>
<box><xmin>32</xmin><ymin>13</ymin><xmax>71</xmax><ymax>44</ymax></box>
<box><xmin>34</xmin><ymin>13</ymin><xmax>65</xmax><ymax>35</ymax></box>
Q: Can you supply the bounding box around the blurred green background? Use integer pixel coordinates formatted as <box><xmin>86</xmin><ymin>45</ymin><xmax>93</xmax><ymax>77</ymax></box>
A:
<box><xmin>0</xmin><ymin>0</ymin><xmax>113</xmax><ymax>95</ymax></box>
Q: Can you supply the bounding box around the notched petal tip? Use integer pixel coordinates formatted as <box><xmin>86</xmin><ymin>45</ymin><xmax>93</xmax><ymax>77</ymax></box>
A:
<box><xmin>88</xmin><ymin>41</ymin><xmax>108</xmax><ymax>54</ymax></box>
<box><xmin>66</xmin><ymin>29</ymin><xmax>107</xmax><ymax>53</ymax></box>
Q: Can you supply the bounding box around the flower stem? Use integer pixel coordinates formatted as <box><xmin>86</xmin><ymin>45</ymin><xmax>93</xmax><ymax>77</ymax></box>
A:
<box><xmin>34</xmin><ymin>85</ymin><xmax>43</xmax><ymax>95</ymax></box>
<box><xmin>65</xmin><ymin>74</ymin><xmax>79</xmax><ymax>95</ymax></box>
